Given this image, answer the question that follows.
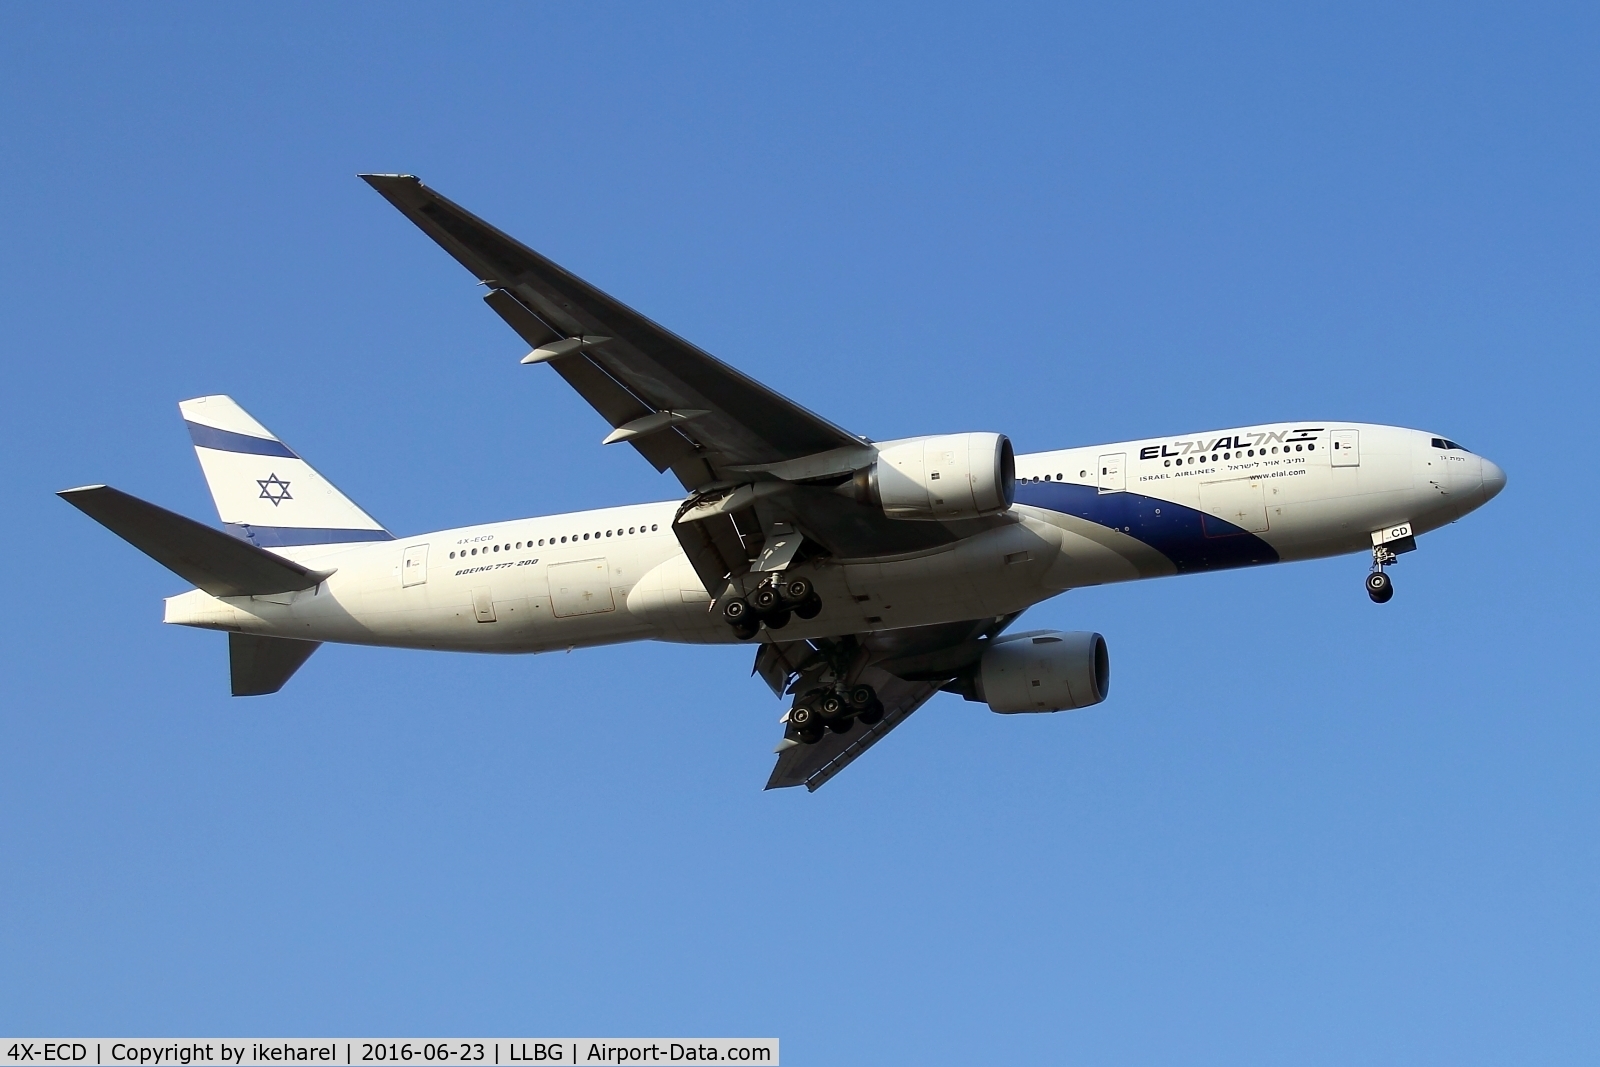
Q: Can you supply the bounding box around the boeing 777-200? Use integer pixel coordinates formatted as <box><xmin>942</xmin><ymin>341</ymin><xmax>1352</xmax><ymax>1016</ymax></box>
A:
<box><xmin>60</xmin><ymin>175</ymin><xmax>1506</xmax><ymax>790</ymax></box>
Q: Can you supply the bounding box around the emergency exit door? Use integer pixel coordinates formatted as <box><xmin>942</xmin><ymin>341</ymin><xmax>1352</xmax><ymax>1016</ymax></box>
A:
<box><xmin>401</xmin><ymin>544</ymin><xmax>429</xmax><ymax>587</ymax></box>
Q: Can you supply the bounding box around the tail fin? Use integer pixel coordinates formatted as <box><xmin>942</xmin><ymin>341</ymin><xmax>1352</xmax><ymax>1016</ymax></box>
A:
<box><xmin>179</xmin><ymin>396</ymin><xmax>392</xmax><ymax>548</ymax></box>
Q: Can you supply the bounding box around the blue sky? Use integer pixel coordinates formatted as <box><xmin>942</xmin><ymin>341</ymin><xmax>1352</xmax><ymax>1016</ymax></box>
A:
<box><xmin>2</xmin><ymin>4</ymin><xmax>1597</xmax><ymax>1063</ymax></box>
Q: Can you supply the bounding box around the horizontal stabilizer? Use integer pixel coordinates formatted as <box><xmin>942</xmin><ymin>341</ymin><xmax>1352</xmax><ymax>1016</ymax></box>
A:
<box><xmin>58</xmin><ymin>485</ymin><xmax>332</xmax><ymax>597</ymax></box>
<box><xmin>230</xmin><ymin>633</ymin><xmax>321</xmax><ymax>696</ymax></box>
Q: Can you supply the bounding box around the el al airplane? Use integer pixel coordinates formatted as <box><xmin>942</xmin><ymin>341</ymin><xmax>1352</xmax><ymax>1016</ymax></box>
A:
<box><xmin>60</xmin><ymin>175</ymin><xmax>1507</xmax><ymax>791</ymax></box>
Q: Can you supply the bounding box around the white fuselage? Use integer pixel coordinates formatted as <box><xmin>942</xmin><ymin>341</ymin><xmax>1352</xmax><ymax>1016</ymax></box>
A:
<box><xmin>163</xmin><ymin>422</ymin><xmax>1503</xmax><ymax>653</ymax></box>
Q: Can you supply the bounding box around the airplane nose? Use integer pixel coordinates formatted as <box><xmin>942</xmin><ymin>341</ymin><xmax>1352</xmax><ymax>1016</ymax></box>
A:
<box><xmin>1481</xmin><ymin>457</ymin><xmax>1507</xmax><ymax>502</ymax></box>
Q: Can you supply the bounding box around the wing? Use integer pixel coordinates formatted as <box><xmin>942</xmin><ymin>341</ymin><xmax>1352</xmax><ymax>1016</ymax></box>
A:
<box><xmin>763</xmin><ymin>615</ymin><xmax>1019</xmax><ymax>791</ymax></box>
<box><xmin>362</xmin><ymin>174</ymin><xmax>1015</xmax><ymax>598</ymax></box>
<box><xmin>360</xmin><ymin>174</ymin><xmax>863</xmax><ymax>491</ymax></box>
<box><xmin>765</xmin><ymin>670</ymin><xmax>943</xmax><ymax>791</ymax></box>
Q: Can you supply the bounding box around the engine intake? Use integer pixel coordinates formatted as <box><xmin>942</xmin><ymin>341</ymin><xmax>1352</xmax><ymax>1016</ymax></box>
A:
<box><xmin>971</xmin><ymin>630</ymin><xmax>1109</xmax><ymax>713</ymax></box>
<box><xmin>851</xmin><ymin>432</ymin><xmax>1015</xmax><ymax>521</ymax></box>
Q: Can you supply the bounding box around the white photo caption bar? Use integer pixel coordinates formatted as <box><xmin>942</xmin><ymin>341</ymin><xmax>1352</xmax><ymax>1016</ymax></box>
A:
<box><xmin>0</xmin><ymin>1042</ymin><xmax>778</xmax><ymax>1067</ymax></box>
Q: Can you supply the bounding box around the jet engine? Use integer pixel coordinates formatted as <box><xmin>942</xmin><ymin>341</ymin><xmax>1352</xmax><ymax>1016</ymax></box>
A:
<box><xmin>968</xmin><ymin>630</ymin><xmax>1110</xmax><ymax>713</ymax></box>
<box><xmin>849</xmin><ymin>432</ymin><xmax>1015</xmax><ymax>521</ymax></box>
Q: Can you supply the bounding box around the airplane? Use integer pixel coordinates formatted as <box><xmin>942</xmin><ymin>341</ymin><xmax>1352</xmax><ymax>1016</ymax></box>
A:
<box><xmin>59</xmin><ymin>174</ymin><xmax>1507</xmax><ymax>791</ymax></box>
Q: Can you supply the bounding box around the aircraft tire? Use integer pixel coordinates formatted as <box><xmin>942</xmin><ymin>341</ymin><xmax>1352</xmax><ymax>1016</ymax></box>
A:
<box><xmin>723</xmin><ymin>598</ymin><xmax>752</xmax><ymax>624</ymax></box>
<box><xmin>751</xmin><ymin>586</ymin><xmax>782</xmax><ymax>613</ymax></box>
<box><xmin>782</xmin><ymin>577</ymin><xmax>813</xmax><ymax>604</ymax></box>
<box><xmin>790</xmin><ymin>702</ymin><xmax>818</xmax><ymax>730</ymax></box>
<box><xmin>856</xmin><ymin>699</ymin><xmax>886</xmax><ymax>726</ymax></box>
<box><xmin>827</xmin><ymin>718</ymin><xmax>854</xmax><ymax>734</ymax></box>
<box><xmin>797</xmin><ymin>725</ymin><xmax>826</xmax><ymax>745</ymax></box>
<box><xmin>764</xmin><ymin>608</ymin><xmax>792</xmax><ymax>630</ymax></box>
<box><xmin>847</xmin><ymin>684</ymin><xmax>876</xmax><ymax>710</ymax></box>
<box><xmin>1366</xmin><ymin>571</ymin><xmax>1394</xmax><ymax>603</ymax></box>
<box><xmin>731</xmin><ymin>619</ymin><xmax>760</xmax><ymax>640</ymax></box>
<box><xmin>817</xmin><ymin>692</ymin><xmax>846</xmax><ymax>721</ymax></box>
<box><xmin>794</xmin><ymin>595</ymin><xmax>823</xmax><ymax>620</ymax></box>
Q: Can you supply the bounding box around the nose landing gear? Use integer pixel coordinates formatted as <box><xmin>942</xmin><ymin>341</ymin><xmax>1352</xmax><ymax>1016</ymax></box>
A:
<box><xmin>1367</xmin><ymin>543</ymin><xmax>1398</xmax><ymax>603</ymax></box>
<box><xmin>1366</xmin><ymin>569</ymin><xmax>1394</xmax><ymax>603</ymax></box>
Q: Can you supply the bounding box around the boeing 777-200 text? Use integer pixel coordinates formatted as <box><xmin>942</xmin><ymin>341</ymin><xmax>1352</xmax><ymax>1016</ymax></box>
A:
<box><xmin>61</xmin><ymin>175</ymin><xmax>1506</xmax><ymax>790</ymax></box>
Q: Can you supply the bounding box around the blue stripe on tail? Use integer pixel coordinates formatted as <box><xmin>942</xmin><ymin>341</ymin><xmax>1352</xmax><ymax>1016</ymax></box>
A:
<box><xmin>185</xmin><ymin>421</ymin><xmax>298</xmax><ymax>458</ymax></box>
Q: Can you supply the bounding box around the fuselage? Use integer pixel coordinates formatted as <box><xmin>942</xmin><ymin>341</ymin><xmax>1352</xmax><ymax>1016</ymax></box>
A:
<box><xmin>163</xmin><ymin>422</ymin><xmax>1505</xmax><ymax>653</ymax></box>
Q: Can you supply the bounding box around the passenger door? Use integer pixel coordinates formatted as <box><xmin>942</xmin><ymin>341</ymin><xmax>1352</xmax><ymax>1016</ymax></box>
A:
<box><xmin>1331</xmin><ymin>429</ymin><xmax>1360</xmax><ymax>467</ymax></box>
<box><xmin>1098</xmin><ymin>453</ymin><xmax>1126</xmax><ymax>494</ymax></box>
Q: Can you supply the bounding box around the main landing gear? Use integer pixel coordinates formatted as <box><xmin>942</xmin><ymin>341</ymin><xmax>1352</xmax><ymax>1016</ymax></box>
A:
<box><xmin>787</xmin><ymin>683</ymin><xmax>885</xmax><ymax>744</ymax></box>
<box><xmin>1367</xmin><ymin>544</ymin><xmax>1398</xmax><ymax>604</ymax></box>
<box><xmin>723</xmin><ymin>576</ymin><xmax>822</xmax><ymax>640</ymax></box>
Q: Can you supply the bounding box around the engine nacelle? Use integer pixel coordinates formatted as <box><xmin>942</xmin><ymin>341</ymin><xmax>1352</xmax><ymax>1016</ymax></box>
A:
<box><xmin>975</xmin><ymin>630</ymin><xmax>1109</xmax><ymax>713</ymax></box>
<box><xmin>851</xmin><ymin>432</ymin><xmax>1015</xmax><ymax>521</ymax></box>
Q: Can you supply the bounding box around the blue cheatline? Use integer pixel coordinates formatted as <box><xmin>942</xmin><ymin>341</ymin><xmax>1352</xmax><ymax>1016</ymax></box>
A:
<box><xmin>1013</xmin><ymin>481</ymin><xmax>1278</xmax><ymax>572</ymax></box>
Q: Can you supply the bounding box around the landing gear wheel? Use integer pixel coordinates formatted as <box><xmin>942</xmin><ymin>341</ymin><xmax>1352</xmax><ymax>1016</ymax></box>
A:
<box><xmin>764</xmin><ymin>608</ymin><xmax>791</xmax><ymax>630</ymax></box>
<box><xmin>789</xmin><ymin>703</ymin><xmax>818</xmax><ymax>730</ymax></box>
<box><xmin>782</xmin><ymin>577</ymin><xmax>814</xmax><ymax>604</ymax></box>
<box><xmin>856</xmin><ymin>699</ymin><xmax>886</xmax><ymax>726</ymax></box>
<box><xmin>731</xmin><ymin>619</ymin><xmax>760</xmax><ymax>641</ymax></box>
<box><xmin>794</xmin><ymin>595</ymin><xmax>823</xmax><ymax>620</ymax></box>
<box><xmin>722</xmin><ymin>598</ymin><xmax>751</xmax><ymax>624</ymax></box>
<box><xmin>827</xmin><ymin>718</ymin><xmax>854</xmax><ymax>734</ymax></box>
<box><xmin>1366</xmin><ymin>570</ymin><xmax>1394</xmax><ymax>604</ymax></box>
<box><xmin>817</xmin><ymin>692</ymin><xmax>846</xmax><ymax>721</ymax></box>
<box><xmin>847</xmin><ymin>684</ymin><xmax>876</xmax><ymax>710</ymax></box>
<box><xmin>797</xmin><ymin>725</ymin><xmax>826</xmax><ymax>745</ymax></box>
<box><xmin>751</xmin><ymin>586</ymin><xmax>781</xmax><ymax>613</ymax></box>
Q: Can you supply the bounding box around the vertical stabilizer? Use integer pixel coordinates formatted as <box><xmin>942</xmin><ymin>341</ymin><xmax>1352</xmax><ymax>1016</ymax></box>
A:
<box><xmin>179</xmin><ymin>395</ymin><xmax>392</xmax><ymax>548</ymax></box>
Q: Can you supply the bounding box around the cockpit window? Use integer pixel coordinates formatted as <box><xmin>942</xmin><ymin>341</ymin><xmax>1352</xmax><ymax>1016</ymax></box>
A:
<box><xmin>1431</xmin><ymin>437</ymin><xmax>1471</xmax><ymax>452</ymax></box>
